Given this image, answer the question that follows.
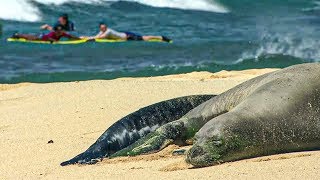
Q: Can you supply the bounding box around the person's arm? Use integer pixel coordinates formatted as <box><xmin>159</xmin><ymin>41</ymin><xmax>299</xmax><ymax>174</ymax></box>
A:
<box><xmin>80</xmin><ymin>32</ymin><xmax>106</xmax><ymax>40</ymax></box>
<box><xmin>63</xmin><ymin>33</ymin><xmax>80</xmax><ymax>40</ymax></box>
<box><xmin>94</xmin><ymin>31</ymin><xmax>108</xmax><ymax>39</ymax></box>
<box><xmin>40</xmin><ymin>24</ymin><xmax>53</xmax><ymax>31</ymax></box>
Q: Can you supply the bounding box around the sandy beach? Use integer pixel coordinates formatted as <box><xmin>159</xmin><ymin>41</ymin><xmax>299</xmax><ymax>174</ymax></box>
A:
<box><xmin>1</xmin><ymin>68</ymin><xmax>320</xmax><ymax>179</ymax></box>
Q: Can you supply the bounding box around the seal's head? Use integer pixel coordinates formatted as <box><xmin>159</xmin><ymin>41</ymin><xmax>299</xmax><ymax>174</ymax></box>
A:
<box><xmin>185</xmin><ymin>118</ymin><xmax>228</xmax><ymax>167</ymax></box>
<box><xmin>186</xmin><ymin>135</ymin><xmax>224</xmax><ymax>167</ymax></box>
<box><xmin>186</xmin><ymin>121</ymin><xmax>250</xmax><ymax>168</ymax></box>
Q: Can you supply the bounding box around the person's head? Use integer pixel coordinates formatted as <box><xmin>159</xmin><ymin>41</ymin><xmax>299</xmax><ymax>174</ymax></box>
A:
<box><xmin>53</xmin><ymin>25</ymin><xmax>64</xmax><ymax>35</ymax></box>
<box><xmin>58</xmin><ymin>14</ymin><xmax>69</xmax><ymax>25</ymax></box>
<box><xmin>99</xmin><ymin>22</ymin><xmax>108</xmax><ymax>32</ymax></box>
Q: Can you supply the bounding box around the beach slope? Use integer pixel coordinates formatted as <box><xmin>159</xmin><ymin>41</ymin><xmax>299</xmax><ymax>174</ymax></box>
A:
<box><xmin>1</xmin><ymin>69</ymin><xmax>319</xmax><ymax>179</ymax></box>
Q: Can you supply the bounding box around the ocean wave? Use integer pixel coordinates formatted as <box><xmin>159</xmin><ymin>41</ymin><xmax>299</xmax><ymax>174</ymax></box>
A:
<box><xmin>0</xmin><ymin>0</ymin><xmax>229</xmax><ymax>22</ymax></box>
<box><xmin>302</xmin><ymin>1</ymin><xmax>320</xmax><ymax>12</ymax></box>
<box><xmin>124</xmin><ymin>0</ymin><xmax>229</xmax><ymax>13</ymax></box>
<box><xmin>0</xmin><ymin>0</ymin><xmax>40</xmax><ymax>22</ymax></box>
<box><xmin>0</xmin><ymin>55</ymin><xmax>306</xmax><ymax>84</ymax></box>
<box><xmin>239</xmin><ymin>31</ymin><xmax>320</xmax><ymax>62</ymax></box>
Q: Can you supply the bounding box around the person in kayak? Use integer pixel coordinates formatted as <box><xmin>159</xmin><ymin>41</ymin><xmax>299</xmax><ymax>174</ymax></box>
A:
<box><xmin>41</xmin><ymin>14</ymin><xmax>75</xmax><ymax>31</ymax></box>
<box><xmin>81</xmin><ymin>22</ymin><xmax>171</xmax><ymax>42</ymax></box>
<box><xmin>12</xmin><ymin>25</ymin><xmax>80</xmax><ymax>42</ymax></box>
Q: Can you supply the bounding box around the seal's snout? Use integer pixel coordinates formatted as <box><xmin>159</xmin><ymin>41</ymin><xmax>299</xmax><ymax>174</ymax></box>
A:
<box><xmin>186</xmin><ymin>142</ymin><xmax>223</xmax><ymax>168</ymax></box>
<box><xmin>187</xmin><ymin>145</ymin><xmax>206</xmax><ymax>160</ymax></box>
<box><xmin>186</xmin><ymin>145</ymin><xmax>212</xmax><ymax>167</ymax></box>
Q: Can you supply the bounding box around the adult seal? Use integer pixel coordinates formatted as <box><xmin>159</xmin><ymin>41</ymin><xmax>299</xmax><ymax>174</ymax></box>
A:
<box><xmin>62</xmin><ymin>63</ymin><xmax>320</xmax><ymax>168</ymax></box>
<box><xmin>108</xmin><ymin>63</ymin><xmax>320</xmax><ymax>168</ymax></box>
<box><xmin>61</xmin><ymin>95</ymin><xmax>214</xmax><ymax>166</ymax></box>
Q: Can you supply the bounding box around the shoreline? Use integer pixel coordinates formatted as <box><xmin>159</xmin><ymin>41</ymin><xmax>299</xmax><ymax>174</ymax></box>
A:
<box><xmin>0</xmin><ymin>68</ymin><xmax>279</xmax><ymax>89</ymax></box>
<box><xmin>1</xmin><ymin>68</ymin><xmax>319</xmax><ymax>179</ymax></box>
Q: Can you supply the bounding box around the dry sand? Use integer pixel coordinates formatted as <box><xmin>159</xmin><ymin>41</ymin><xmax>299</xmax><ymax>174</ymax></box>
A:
<box><xmin>1</xmin><ymin>69</ymin><xmax>320</xmax><ymax>179</ymax></box>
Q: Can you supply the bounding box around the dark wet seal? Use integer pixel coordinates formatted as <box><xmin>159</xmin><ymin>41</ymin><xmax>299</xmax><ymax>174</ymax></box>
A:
<box><xmin>61</xmin><ymin>95</ymin><xmax>214</xmax><ymax>166</ymax></box>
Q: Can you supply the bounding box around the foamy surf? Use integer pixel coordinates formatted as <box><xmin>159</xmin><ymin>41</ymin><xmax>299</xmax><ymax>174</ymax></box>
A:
<box><xmin>0</xmin><ymin>0</ymin><xmax>229</xmax><ymax>22</ymax></box>
<box><xmin>127</xmin><ymin>0</ymin><xmax>229</xmax><ymax>13</ymax></box>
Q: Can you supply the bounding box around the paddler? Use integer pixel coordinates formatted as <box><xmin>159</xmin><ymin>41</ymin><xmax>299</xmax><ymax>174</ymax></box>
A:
<box><xmin>11</xmin><ymin>25</ymin><xmax>80</xmax><ymax>42</ymax></box>
<box><xmin>81</xmin><ymin>22</ymin><xmax>172</xmax><ymax>42</ymax></box>
<box><xmin>41</xmin><ymin>14</ymin><xmax>75</xmax><ymax>32</ymax></box>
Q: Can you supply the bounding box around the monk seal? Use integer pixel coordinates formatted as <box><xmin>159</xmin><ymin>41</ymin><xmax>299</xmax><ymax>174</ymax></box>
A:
<box><xmin>108</xmin><ymin>63</ymin><xmax>320</xmax><ymax>168</ymax></box>
<box><xmin>62</xmin><ymin>63</ymin><xmax>320</xmax><ymax>168</ymax></box>
<box><xmin>61</xmin><ymin>95</ymin><xmax>214</xmax><ymax>166</ymax></box>
<box><xmin>186</xmin><ymin>63</ymin><xmax>320</xmax><ymax>167</ymax></box>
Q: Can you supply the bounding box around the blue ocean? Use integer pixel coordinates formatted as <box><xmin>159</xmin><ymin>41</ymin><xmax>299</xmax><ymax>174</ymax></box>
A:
<box><xmin>0</xmin><ymin>0</ymin><xmax>319</xmax><ymax>83</ymax></box>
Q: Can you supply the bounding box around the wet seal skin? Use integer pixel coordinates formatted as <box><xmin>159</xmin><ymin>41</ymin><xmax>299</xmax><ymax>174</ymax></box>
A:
<box><xmin>61</xmin><ymin>95</ymin><xmax>214</xmax><ymax>166</ymax></box>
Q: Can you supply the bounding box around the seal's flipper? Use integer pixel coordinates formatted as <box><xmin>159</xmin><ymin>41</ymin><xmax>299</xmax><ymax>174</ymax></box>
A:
<box><xmin>61</xmin><ymin>151</ymin><xmax>104</xmax><ymax>166</ymax></box>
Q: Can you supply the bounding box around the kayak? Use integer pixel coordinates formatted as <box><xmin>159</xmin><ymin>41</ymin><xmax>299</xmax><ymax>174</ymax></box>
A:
<box><xmin>7</xmin><ymin>38</ymin><xmax>172</xmax><ymax>44</ymax></box>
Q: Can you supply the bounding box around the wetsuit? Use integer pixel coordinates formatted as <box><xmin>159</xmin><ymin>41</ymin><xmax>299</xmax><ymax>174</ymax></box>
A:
<box><xmin>53</xmin><ymin>21</ymin><xmax>75</xmax><ymax>31</ymax></box>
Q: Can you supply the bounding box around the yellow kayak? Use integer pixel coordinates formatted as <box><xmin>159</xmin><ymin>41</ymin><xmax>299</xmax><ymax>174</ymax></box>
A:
<box><xmin>7</xmin><ymin>38</ymin><xmax>88</xmax><ymax>44</ymax></box>
<box><xmin>7</xmin><ymin>38</ymin><xmax>172</xmax><ymax>44</ymax></box>
<box><xmin>95</xmin><ymin>38</ymin><xmax>171</xmax><ymax>43</ymax></box>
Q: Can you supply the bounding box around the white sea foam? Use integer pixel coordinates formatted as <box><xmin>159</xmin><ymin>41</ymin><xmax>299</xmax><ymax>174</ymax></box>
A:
<box><xmin>239</xmin><ymin>31</ymin><xmax>320</xmax><ymax>62</ymax></box>
<box><xmin>302</xmin><ymin>1</ymin><xmax>320</xmax><ymax>12</ymax></box>
<box><xmin>0</xmin><ymin>0</ymin><xmax>229</xmax><ymax>22</ymax></box>
<box><xmin>126</xmin><ymin>0</ymin><xmax>229</xmax><ymax>13</ymax></box>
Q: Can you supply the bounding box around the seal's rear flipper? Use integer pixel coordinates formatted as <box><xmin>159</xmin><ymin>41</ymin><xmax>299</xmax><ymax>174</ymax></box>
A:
<box><xmin>60</xmin><ymin>153</ymin><xmax>87</xmax><ymax>166</ymax></box>
<box><xmin>60</xmin><ymin>152</ymin><xmax>103</xmax><ymax>166</ymax></box>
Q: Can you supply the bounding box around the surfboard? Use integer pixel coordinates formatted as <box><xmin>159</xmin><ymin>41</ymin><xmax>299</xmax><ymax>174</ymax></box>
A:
<box><xmin>94</xmin><ymin>39</ymin><xmax>126</xmax><ymax>43</ymax></box>
<box><xmin>7</xmin><ymin>38</ymin><xmax>88</xmax><ymax>45</ymax></box>
<box><xmin>7</xmin><ymin>38</ymin><xmax>172</xmax><ymax>44</ymax></box>
<box><xmin>94</xmin><ymin>39</ymin><xmax>171</xmax><ymax>43</ymax></box>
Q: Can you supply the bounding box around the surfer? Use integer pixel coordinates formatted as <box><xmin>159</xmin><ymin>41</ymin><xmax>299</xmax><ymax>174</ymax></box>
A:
<box><xmin>11</xmin><ymin>25</ymin><xmax>80</xmax><ymax>42</ymax></box>
<box><xmin>41</xmin><ymin>14</ymin><xmax>75</xmax><ymax>31</ymax></box>
<box><xmin>81</xmin><ymin>22</ymin><xmax>171</xmax><ymax>42</ymax></box>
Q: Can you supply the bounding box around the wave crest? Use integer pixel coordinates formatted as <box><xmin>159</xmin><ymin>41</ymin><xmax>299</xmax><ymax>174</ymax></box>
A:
<box><xmin>0</xmin><ymin>0</ymin><xmax>229</xmax><ymax>22</ymax></box>
<box><xmin>239</xmin><ymin>30</ymin><xmax>320</xmax><ymax>62</ymax></box>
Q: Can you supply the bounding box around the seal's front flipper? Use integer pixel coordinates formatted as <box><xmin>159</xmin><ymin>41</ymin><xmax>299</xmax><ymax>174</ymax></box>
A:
<box><xmin>111</xmin><ymin>121</ymin><xmax>185</xmax><ymax>157</ymax></box>
<box><xmin>111</xmin><ymin>132</ymin><xmax>172</xmax><ymax>157</ymax></box>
